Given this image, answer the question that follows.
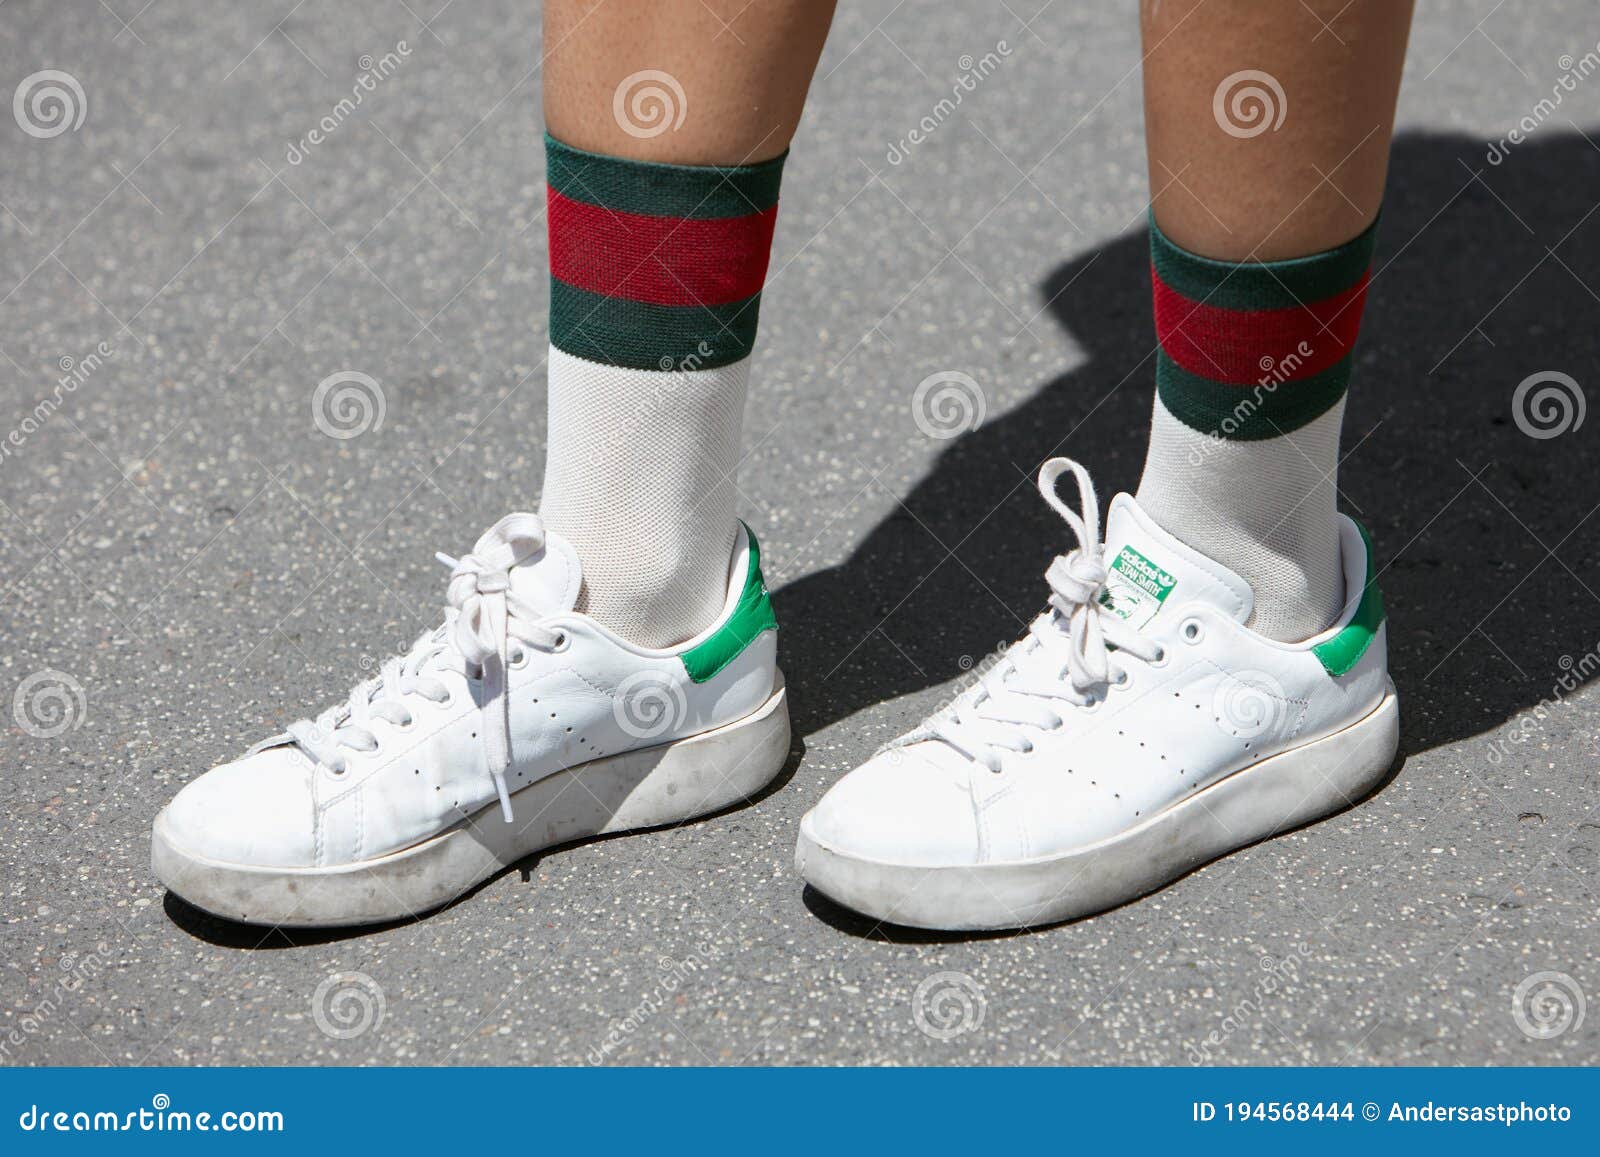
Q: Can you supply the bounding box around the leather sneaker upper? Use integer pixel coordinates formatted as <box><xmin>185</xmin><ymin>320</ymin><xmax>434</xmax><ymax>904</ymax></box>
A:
<box><xmin>801</xmin><ymin>458</ymin><xmax>1389</xmax><ymax>868</ymax></box>
<box><xmin>160</xmin><ymin>516</ymin><xmax>778</xmax><ymax>869</ymax></box>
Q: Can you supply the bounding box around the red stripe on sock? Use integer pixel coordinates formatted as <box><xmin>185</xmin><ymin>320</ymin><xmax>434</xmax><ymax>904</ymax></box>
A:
<box><xmin>1152</xmin><ymin>265</ymin><xmax>1368</xmax><ymax>385</ymax></box>
<box><xmin>547</xmin><ymin>188</ymin><xmax>778</xmax><ymax>308</ymax></box>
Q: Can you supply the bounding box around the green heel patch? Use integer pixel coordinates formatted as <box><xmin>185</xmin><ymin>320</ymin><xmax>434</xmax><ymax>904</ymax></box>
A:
<box><xmin>680</xmin><ymin>525</ymin><xmax>778</xmax><ymax>684</ymax></box>
<box><xmin>1312</xmin><ymin>521</ymin><xmax>1386</xmax><ymax>678</ymax></box>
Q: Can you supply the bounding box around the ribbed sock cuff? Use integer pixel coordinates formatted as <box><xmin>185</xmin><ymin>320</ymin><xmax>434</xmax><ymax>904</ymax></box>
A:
<box><xmin>545</xmin><ymin>135</ymin><xmax>787</xmax><ymax>371</ymax></box>
<box><xmin>1149</xmin><ymin>213</ymin><xmax>1378</xmax><ymax>440</ymax></box>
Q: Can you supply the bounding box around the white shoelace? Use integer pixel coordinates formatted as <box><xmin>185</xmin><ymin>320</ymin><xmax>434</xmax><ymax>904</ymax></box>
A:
<box><xmin>277</xmin><ymin>513</ymin><xmax>563</xmax><ymax>822</ymax></box>
<box><xmin>911</xmin><ymin>457</ymin><xmax>1164</xmax><ymax>773</ymax></box>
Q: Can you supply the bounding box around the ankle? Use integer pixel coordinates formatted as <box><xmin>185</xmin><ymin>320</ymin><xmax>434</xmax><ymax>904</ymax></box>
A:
<box><xmin>552</xmin><ymin>516</ymin><xmax>738</xmax><ymax>649</ymax></box>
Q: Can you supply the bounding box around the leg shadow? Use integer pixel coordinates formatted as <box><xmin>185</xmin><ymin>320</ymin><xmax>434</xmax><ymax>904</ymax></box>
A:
<box><xmin>773</xmin><ymin>127</ymin><xmax>1600</xmax><ymax>758</ymax></box>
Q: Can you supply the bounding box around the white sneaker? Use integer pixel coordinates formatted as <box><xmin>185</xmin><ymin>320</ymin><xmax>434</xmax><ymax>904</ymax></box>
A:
<box><xmin>795</xmin><ymin>458</ymin><xmax>1397</xmax><ymax>931</ymax></box>
<box><xmin>153</xmin><ymin>514</ymin><xmax>788</xmax><ymax>927</ymax></box>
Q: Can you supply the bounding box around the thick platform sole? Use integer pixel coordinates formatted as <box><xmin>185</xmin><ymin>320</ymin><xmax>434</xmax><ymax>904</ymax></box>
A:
<box><xmin>795</xmin><ymin>683</ymin><xmax>1399</xmax><ymax>932</ymax></box>
<box><xmin>153</xmin><ymin>674</ymin><xmax>790</xmax><ymax>928</ymax></box>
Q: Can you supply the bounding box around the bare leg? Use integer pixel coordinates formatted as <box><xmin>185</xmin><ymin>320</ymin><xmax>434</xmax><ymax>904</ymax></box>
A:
<box><xmin>1142</xmin><ymin>0</ymin><xmax>1413</xmax><ymax>258</ymax></box>
<box><xmin>544</xmin><ymin>0</ymin><xmax>836</xmax><ymax>165</ymax></box>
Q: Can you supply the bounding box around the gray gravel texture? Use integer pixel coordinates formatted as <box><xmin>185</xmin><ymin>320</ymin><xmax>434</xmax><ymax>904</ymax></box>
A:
<box><xmin>2</xmin><ymin>0</ymin><xmax>1599</xmax><ymax>1066</ymax></box>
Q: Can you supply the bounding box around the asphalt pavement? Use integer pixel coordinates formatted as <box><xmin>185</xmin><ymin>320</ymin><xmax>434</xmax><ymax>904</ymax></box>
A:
<box><xmin>3</xmin><ymin>0</ymin><xmax>1599</xmax><ymax>1065</ymax></box>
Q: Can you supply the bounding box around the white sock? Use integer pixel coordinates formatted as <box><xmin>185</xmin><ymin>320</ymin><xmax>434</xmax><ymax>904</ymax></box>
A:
<box><xmin>539</xmin><ymin>345</ymin><xmax>747</xmax><ymax>648</ymax></box>
<box><xmin>1137</xmin><ymin>393</ymin><xmax>1345</xmax><ymax>642</ymax></box>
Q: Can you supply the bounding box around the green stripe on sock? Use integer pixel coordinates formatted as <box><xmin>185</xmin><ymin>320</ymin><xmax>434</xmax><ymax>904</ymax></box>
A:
<box><xmin>550</xmin><ymin>278</ymin><xmax>760</xmax><ymax>370</ymax></box>
<box><xmin>1150</xmin><ymin>212</ymin><xmax>1379</xmax><ymax>311</ymax></box>
<box><xmin>546</xmin><ymin>135</ymin><xmax>785</xmax><ymax>220</ymax></box>
<box><xmin>1155</xmin><ymin>349</ymin><xmax>1352</xmax><ymax>440</ymax></box>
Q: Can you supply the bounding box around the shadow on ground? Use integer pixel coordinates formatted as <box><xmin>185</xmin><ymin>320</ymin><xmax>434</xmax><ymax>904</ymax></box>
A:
<box><xmin>774</xmin><ymin>128</ymin><xmax>1600</xmax><ymax>760</ymax></box>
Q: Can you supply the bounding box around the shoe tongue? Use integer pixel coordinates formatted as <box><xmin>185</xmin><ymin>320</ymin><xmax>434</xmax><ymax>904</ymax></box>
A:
<box><xmin>504</xmin><ymin>525</ymin><xmax>584</xmax><ymax>615</ymax></box>
<box><xmin>1096</xmin><ymin>494</ymin><xmax>1253</xmax><ymax>628</ymax></box>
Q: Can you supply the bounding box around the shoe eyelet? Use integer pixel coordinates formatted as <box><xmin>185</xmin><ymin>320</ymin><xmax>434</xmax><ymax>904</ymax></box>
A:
<box><xmin>551</xmin><ymin>630</ymin><xmax>571</xmax><ymax>652</ymax></box>
<box><xmin>326</xmin><ymin>762</ymin><xmax>348</xmax><ymax>778</ymax></box>
<box><xmin>1149</xmin><ymin>645</ymin><xmax>1168</xmax><ymax>667</ymax></box>
<box><xmin>1181</xmin><ymin>618</ymin><xmax>1204</xmax><ymax>644</ymax></box>
<box><xmin>1082</xmin><ymin>693</ymin><xmax>1099</xmax><ymax>710</ymax></box>
<box><xmin>509</xmin><ymin>648</ymin><xmax>528</xmax><ymax>669</ymax></box>
<box><xmin>1113</xmin><ymin>670</ymin><xmax>1130</xmax><ymax>688</ymax></box>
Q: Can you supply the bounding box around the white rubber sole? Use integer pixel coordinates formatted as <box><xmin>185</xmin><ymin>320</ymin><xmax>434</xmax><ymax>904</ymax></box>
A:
<box><xmin>795</xmin><ymin>684</ymin><xmax>1400</xmax><ymax>932</ymax></box>
<box><xmin>153</xmin><ymin>674</ymin><xmax>790</xmax><ymax>928</ymax></box>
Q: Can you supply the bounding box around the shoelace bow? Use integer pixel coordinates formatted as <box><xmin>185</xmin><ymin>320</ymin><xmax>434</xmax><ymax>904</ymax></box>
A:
<box><xmin>279</xmin><ymin>513</ymin><xmax>563</xmax><ymax>822</ymax></box>
<box><xmin>913</xmin><ymin>457</ymin><xmax>1164</xmax><ymax>772</ymax></box>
